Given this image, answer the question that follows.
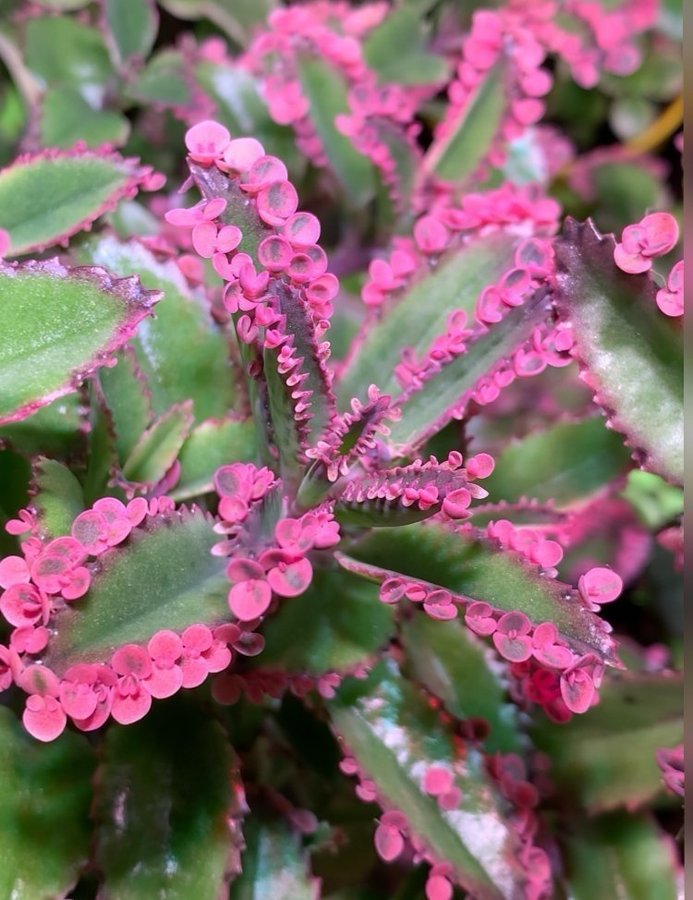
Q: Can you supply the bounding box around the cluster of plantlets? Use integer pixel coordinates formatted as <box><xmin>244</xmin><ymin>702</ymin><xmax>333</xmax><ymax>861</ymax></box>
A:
<box><xmin>0</xmin><ymin>0</ymin><xmax>682</xmax><ymax>897</ymax></box>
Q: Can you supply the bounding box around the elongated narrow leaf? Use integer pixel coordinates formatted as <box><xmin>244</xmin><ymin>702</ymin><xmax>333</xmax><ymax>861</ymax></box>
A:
<box><xmin>481</xmin><ymin>417</ymin><xmax>631</xmax><ymax>506</ymax></box>
<box><xmin>532</xmin><ymin>672</ymin><xmax>683</xmax><ymax>812</ymax></box>
<box><xmin>121</xmin><ymin>401</ymin><xmax>194</xmax><ymax>484</ymax></box>
<box><xmin>296</xmin><ymin>55</ymin><xmax>376</xmax><ymax>206</ymax></box>
<box><xmin>423</xmin><ymin>64</ymin><xmax>506</xmax><ymax>183</ymax></box>
<box><xmin>338</xmin><ymin>232</ymin><xmax>517</xmax><ymax>405</ymax></box>
<box><xmin>0</xmin><ymin>707</ymin><xmax>94</xmax><ymax>899</ymax></box>
<box><xmin>0</xmin><ymin>148</ymin><xmax>154</xmax><ymax>256</ymax></box>
<box><xmin>401</xmin><ymin>613</ymin><xmax>522</xmax><ymax>754</ymax></box>
<box><xmin>32</xmin><ymin>457</ymin><xmax>85</xmax><ymax>539</ymax></box>
<box><xmin>258</xmin><ymin>568</ymin><xmax>394</xmax><ymax>674</ymax></box>
<box><xmin>94</xmin><ymin>698</ymin><xmax>245</xmax><ymax>899</ymax></box>
<box><xmin>348</xmin><ymin>523</ymin><xmax>618</xmax><ymax>663</ymax></box>
<box><xmin>171</xmin><ymin>417</ymin><xmax>256</xmax><ymax>501</ymax></box>
<box><xmin>564</xmin><ymin>813</ymin><xmax>680</xmax><ymax>899</ymax></box>
<box><xmin>43</xmin><ymin>508</ymin><xmax>228</xmax><ymax>673</ymax></box>
<box><xmin>99</xmin><ymin>348</ymin><xmax>153</xmax><ymax>462</ymax></box>
<box><xmin>0</xmin><ymin>259</ymin><xmax>159</xmax><ymax>424</ymax></box>
<box><xmin>230</xmin><ymin>817</ymin><xmax>318</xmax><ymax>900</ymax></box>
<box><xmin>554</xmin><ymin>219</ymin><xmax>683</xmax><ymax>484</ymax></box>
<box><xmin>79</xmin><ymin>235</ymin><xmax>237</xmax><ymax>421</ymax></box>
<box><xmin>329</xmin><ymin>659</ymin><xmax>525</xmax><ymax>900</ymax></box>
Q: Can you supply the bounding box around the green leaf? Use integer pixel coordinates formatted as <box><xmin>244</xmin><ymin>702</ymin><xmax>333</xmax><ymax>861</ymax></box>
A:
<box><xmin>40</xmin><ymin>87</ymin><xmax>130</xmax><ymax>149</ymax></box>
<box><xmin>347</xmin><ymin>523</ymin><xmax>618</xmax><ymax>663</ymax></box>
<box><xmin>481</xmin><ymin>417</ymin><xmax>631</xmax><ymax>506</ymax></box>
<box><xmin>363</xmin><ymin>8</ymin><xmax>449</xmax><ymax>86</ymax></box>
<box><xmin>554</xmin><ymin>219</ymin><xmax>683</xmax><ymax>485</ymax></box>
<box><xmin>125</xmin><ymin>49</ymin><xmax>191</xmax><ymax>108</ymax></box>
<box><xmin>33</xmin><ymin>457</ymin><xmax>84</xmax><ymax>539</ymax></box>
<box><xmin>258</xmin><ymin>568</ymin><xmax>394</xmax><ymax>674</ymax></box>
<box><xmin>171</xmin><ymin>417</ymin><xmax>256</xmax><ymax>501</ymax></box>
<box><xmin>44</xmin><ymin>508</ymin><xmax>228</xmax><ymax>673</ymax></box>
<box><xmin>122</xmin><ymin>401</ymin><xmax>194</xmax><ymax>484</ymax></box>
<box><xmin>0</xmin><ymin>259</ymin><xmax>159</xmax><ymax>424</ymax></box>
<box><xmin>25</xmin><ymin>16</ymin><xmax>113</xmax><ymax>94</ymax></box>
<box><xmin>103</xmin><ymin>0</ymin><xmax>158</xmax><ymax>64</ymax></box>
<box><xmin>338</xmin><ymin>231</ymin><xmax>518</xmax><ymax>406</ymax></box>
<box><xmin>621</xmin><ymin>469</ymin><xmax>683</xmax><ymax>530</ymax></box>
<box><xmin>94</xmin><ymin>698</ymin><xmax>245</xmax><ymax>899</ymax></box>
<box><xmin>296</xmin><ymin>55</ymin><xmax>376</xmax><ymax>206</ymax></box>
<box><xmin>0</xmin><ymin>149</ymin><xmax>152</xmax><ymax>256</ymax></box>
<box><xmin>99</xmin><ymin>348</ymin><xmax>153</xmax><ymax>462</ymax></box>
<box><xmin>158</xmin><ymin>0</ymin><xmax>275</xmax><ymax>45</ymax></box>
<box><xmin>78</xmin><ymin>235</ymin><xmax>237</xmax><ymax>421</ymax></box>
<box><xmin>564</xmin><ymin>813</ymin><xmax>680</xmax><ymax>899</ymax></box>
<box><xmin>0</xmin><ymin>394</ymin><xmax>84</xmax><ymax>456</ymax></box>
<box><xmin>532</xmin><ymin>672</ymin><xmax>682</xmax><ymax>812</ymax></box>
<box><xmin>400</xmin><ymin>613</ymin><xmax>522</xmax><ymax>754</ymax></box>
<box><xmin>590</xmin><ymin>161</ymin><xmax>665</xmax><ymax>234</ymax></box>
<box><xmin>230</xmin><ymin>817</ymin><xmax>318</xmax><ymax>900</ymax></box>
<box><xmin>329</xmin><ymin>659</ymin><xmax>524</xmax><ymax>900</ymax></box>
<box><xmin>423</xmin><ymin>63</ymin><xmax>506</xmax><ymax>183</ymax></box>
<box><xmin>0</xmin><ymin>707</ymin><xmax>95</xmax><ymax>900</ymax></box>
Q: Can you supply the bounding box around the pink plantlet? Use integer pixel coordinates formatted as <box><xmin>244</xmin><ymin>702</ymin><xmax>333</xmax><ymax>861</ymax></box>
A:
<box><xmin>559</xmin><ymin>654</ymin><xmax>601</xmax><ymax>714</ymax></box>
<box><xmin>23</xmin><ymin>694</ymin><xmax>66</xmax><ymax>742</ymax></box>
<box><xmin>614</xmin><ymin>212</ymin><xmax>680</xmax><ymax>274</ymax></box>
<box><xmin>656</xmin><ymin>260</ymin><xmax>684</xmax><ymax>317</ymax></box>
<box><xmin>0</xmin><ymin>583</ymin><xmax>49</xmax><ymax>627</ymax></box>
<box><xmin>465</xmin><ymin>601</ymin><xmax>497</xmax><ymax>636</ymax></box>
<box><xmin>493</xmin><ymin>611</ymin><xmax>533</xmax><ymax>662</ymax></box>
<box><xmin>577</xmin><ymin>566</ymin><xmax>623</xmax><ymax>610</ymax></box>
<box><xmin>110</xmin><ymin>644</ymin><xmax>153</xmax><ymax>725</ymax></box>
<box><xmin>185</xmin><ymin>120</ymin><xmax>231</xmax><ymax>164</ymax></box>
<box><xmin>0</xmin><ymin>555</ymin><xmax>30</xmax><ymax>589</ymax></box>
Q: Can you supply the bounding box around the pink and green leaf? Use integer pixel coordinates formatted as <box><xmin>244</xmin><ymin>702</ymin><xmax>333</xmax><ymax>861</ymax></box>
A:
<box><xmin>121</xmin><ymin>401</ymin><xmax>194</xmax><ymax>485</ymax></box>
<box><xmin>0</xmin><ymin>707</ymin><xmax>95</xmax><ymax>899</ymax></box>
<box><xmin>0</xmin><ymin>148</ymin><xmax>157</xmax><ymax>257</ymax></box>
<box><xmin>43</xmin><ymin>508</ymin><xmax>228</xmax><ymax>673</ymax></box>
<box><xmin>554</xmin><ymin>219</ymin><xmax>683</xmax><ymax>485</ymax></box>
<box><xmin>94</xmin><ymin>698</ymin><xmax>245</xmax><ymax>899</ymax></box>
<box><xmin>230</xmin><ymin>817</ymin><xmax>319</xmax><ymax>900</ymax></box>
<box><xmin>329</xmin><ymin>658</ymin><xmax>526</xmax><ymax>900</ymax></box>
<box><xmin>0</xmin><ymin>259</ymin><xmax>160</xmax><ymax>424</ymax></box>
<box><xmin>32</xmin><ymin>457</ymin><xmax>85</xmax><ymax>540</ymax></box>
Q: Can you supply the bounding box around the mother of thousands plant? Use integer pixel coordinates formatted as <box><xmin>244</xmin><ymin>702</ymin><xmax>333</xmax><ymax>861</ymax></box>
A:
<box><xmin>0</xmin><ymin>0</ymin><xmax>683</xmax><ymax>897</ymax></box>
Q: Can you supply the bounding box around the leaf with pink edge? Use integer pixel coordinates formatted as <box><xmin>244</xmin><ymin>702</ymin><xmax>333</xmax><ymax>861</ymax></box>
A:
<box><xmin>532</xmin><ymin>672</ymin><xmax>682</xmax><ymax>812</ymax></box>
<box><xmin>0</xmin><ymin>706</ymin><xmax>95</xmax><ymax>899</ymax></box>
<box><xmin>32</xmin><ymin>457</ymin><xmax>85</xmax><ymax>540</ymax></box>
<box><xmin>78</xmin><ymin>235</ymin><xmax>237</xmax><ymax>422</ymax></box>
<box><xmin>329</xmin><ymin>658</ymin><xmax>527</xmax><ymax>900</ymax></box>
<box><xmin>257</xmin><ymin>568</ymin><xmax>394</xmax><ymax>675</ymax></box>
<box><xmin>98</xmin><ymin>348</ymin><xmax>153</xmax><ymax>463</ymax></box>
<box><xmin>347</xmin><ymin>524</ymin><xmax>618</xmax><ymax>664</ymax></box>
<box><xmin>230</xmin><ymin>816</ymin><xmax>319</xmax><ymax>900</ymax></box>
<box><xmin>94</xmin><ymin>697</ymin><xmax>245</xmax><ymax>899</ymax></box>
<box><xmin>481</xmin><ymin>417</ymin><xmax>631</xmax><ymax>507</ymax></box>
<box><xmin>423</xmin><ymin>63</ymin><xmax>506</xmax><ymax>184</ymax></box>
<box><xmin>554</xmin><ymin>219</ymin><xmax>683</xmax><ymax>484</ymax></box>
<box><xmin>400</xmin><ymin>613</ymin><xmax>522</xmax><ymax>754</ymax></box>
<box><xmin>296</xmin><ymin>55</ymin><xmax>376</xmax><ymax>206</ymax></box>
<box><xmin>121</xmin><ymin>401</ymin><xmax>194</xmax><ymax>485</ymax></box>
<box><xmin>0</xmin><ymin>148</ymin><xmax>155</xmax><ymax>257</ymax></box>
<box><xmin>564</xmin><ymin>813</ymin><xmax>680</xmax><ymax>900</ymax></box>
<box><xmin>0</xmin><ymin>259</ymin><xmax>160</xmax><ymax>425</ymax></box>
<box><xmin>43</xmin><ymin>508</ymin><xmax>228</xmax><ymax>674</ymax></box>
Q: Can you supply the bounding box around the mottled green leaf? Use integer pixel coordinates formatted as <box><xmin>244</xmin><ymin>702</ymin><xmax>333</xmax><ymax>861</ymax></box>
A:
<box><xmin>230</xmin><ymin>817</ymin><xmax>317</xmax><ymax>900</ymax></box>
<box><xmin>44</xmin><ymin>508</ymin><xmax>228</xmax><ymax>672</ymax></box>
<box><xmin>25</xmin><ymin>16</ymin><xmax>113</xmax><ymax>93</ymax></box>
<box><xmin>103</xmin><ymin>0</ymin><xmax>158</xmax><ymax>64</ymax></box>
<box><xmin>40</xmin><ymin>87</ymin><xmax>130</xmax><ymax>149</ymax></box>
<box><xmin>258</xmin><ymin>568</ymin><xmax>394</xmax><ymax>674</ymax></box>
<box><xmin>158</xmin><ymin>0</ymin><xmax>275</xmax><ymax>45</ymax></box>
<box><xmin>126</xmin><ymin>49</ymin><xmax>191</xmax><ymax>108</ymax></box>
<box><xmin>33</xmin><ymin>457</ymin><xmax>84</xmax><ymax>539</ymax></box>
<box><xmin>363</xmin><ymin>8</ymin><xmax>449</xmax><ymax>85</ymax></box>
<box><xmin>532</xmin><ymin>672</ymin><xmax>682</xmax><ymax>812</ymax></box>
<box><xmin>401</xmin><ymin>613</ymin><xmax>522</xmax><ymax>753</ymax></box>
<box><xmin>482</xmin><ymin>417</ymin><xmax>631</xmax><ymax>506</ymax></box>
<box><xmin>95</xmin><ymin>698</ymin><xmax>244</xmax><ymax>899</ymax></box>
<box><xmin>99</xmin><ymin>348</ymin><xmax>153</xmax><ymax>462</ymax></box>
<box><xmin>329</xmin><ymin>659</ymin><xmax>524</xmax><ymax>900</ymax></box>
<box><xmin>0</xmin><ymin>259</ymin><xmax>159</xmax><ymax>424</ymax></box>
<box><xmin>555</xmin><ymin>219</ymin><xmax>683</xmax><ymax>484</ymax></box>
<box><xmin>0</xmin><ymin>707</ymin><xmax>94</xmax><ymax>899</ymax></box>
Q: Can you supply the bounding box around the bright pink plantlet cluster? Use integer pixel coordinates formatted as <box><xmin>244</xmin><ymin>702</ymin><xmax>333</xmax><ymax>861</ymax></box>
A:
<box><xmin>656</xmin><ymin>260</ymin><xmax>684</xmax><ymax>318</ymax></box>
<box><xmin>613</xmin><ymin>212</ymin><xmax>679</xmax><ymax>275</ymax></box>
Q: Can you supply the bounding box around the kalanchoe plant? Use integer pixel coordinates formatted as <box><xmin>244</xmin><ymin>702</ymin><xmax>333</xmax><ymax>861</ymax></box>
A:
<box><xmin>0</xmin><ymin>0</ymin><xmax>683</xmax><ymax>898</ymax></box>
